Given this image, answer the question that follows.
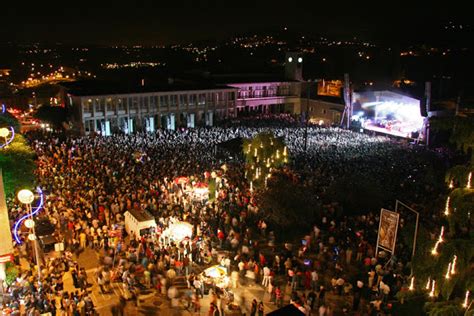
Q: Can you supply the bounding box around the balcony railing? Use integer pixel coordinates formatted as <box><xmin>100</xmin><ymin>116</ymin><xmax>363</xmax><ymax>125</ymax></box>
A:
<box><xmin>237</xmin><ymin>91</ymin><xmax>294</xmax><ymax>99</ymax></box>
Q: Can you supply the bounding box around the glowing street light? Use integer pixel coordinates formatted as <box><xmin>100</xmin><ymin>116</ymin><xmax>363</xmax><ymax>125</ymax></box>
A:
<box><xmin>0</xmin><ymin>127</ymin><xmax>9</xmax><ymax>140</ymax></box>
<box><xmin>17</xmin><ymin>189</ymin><xmax>41</xmax><ymax>283</ymax></box>
<box><xmin>24</xmin><ymin>219</ymin><xmax>35</xmax><ymax>229</ymax></box>
<box><xmin>0</xmin><ymin>127</ymin><xmax>15</xmax><ymax>149</ymax></box>
<box><xmin>17</xmin><ymin>189</ymin><xmax>34</xmax><ymax>204</ymax></box>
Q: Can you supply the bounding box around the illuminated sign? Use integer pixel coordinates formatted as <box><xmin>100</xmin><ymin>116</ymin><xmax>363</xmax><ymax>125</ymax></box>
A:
<box><xmin>317</xmin><ymin>80</ymin><xmax>342</xmax><ymax>97</ymax></box>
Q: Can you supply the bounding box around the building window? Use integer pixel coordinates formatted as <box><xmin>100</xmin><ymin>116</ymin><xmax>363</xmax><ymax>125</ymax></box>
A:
<box><xmin>322</xmin><ymin>109</ymin><xmax>327</xmax><ymax>114</ymax></box>
<box><xmin>95</xmin><ymin>98</ymin><xmax>105</xmax><ymax>113</ymax></box>
<box><xmin>152</xmin><ymin>96</ymin><xmax>158</xmax><ymax>110</ymax></box>
<box><xmin>117</xmin><ymin>98</ymin><xmax>126</xmax><ymax>112</ymax></box>
<box><xmin>131</xmin><ymin>97</ymin><xmax>139</xmax><ymax>111</ymax></box>
<box><xmin>106</xmin><ymin>98</ymin><xmax>113</xmax><ymax>112</ymax></box>
<box><xmin>277</xmin><ymin>85</ymin><xmax>290</xmax><ymax>96</ymax></box>
<box><xmin>170</xmin><ymin>95</ymin><xmax>177</xmax><ymax>106</ymax></box>
<box><xmin>143</xmin><ymin>96</ymin><xmax>149</xmax><ymax>111</ymax></box>
<box><xmin>83</xmin><ymin>99</ymin><xmax>93</xmax><ymax>114</ymax></box>
<box><xmin>160</xmin><ymin>96</ymin><xmax>168</xmax><ymax>107</ymax></box>
<box><xmin>189</xmin><ymin>94</ymin><xmax>196</xmax><ymax>105</ymax></box>
<box><xmin>179</xmin><ymin>94</ymin><xmax>187</xmax><ymax>106</ymax></box>
<box><xmin>84</xmin><ymin>119</ymin><xmax>94</xmax><ymax>133</ymax></box>
<box><xmin>198</xmin><ymin>93</ymin><xmax>206</xmax><ymax>105</ymax></box>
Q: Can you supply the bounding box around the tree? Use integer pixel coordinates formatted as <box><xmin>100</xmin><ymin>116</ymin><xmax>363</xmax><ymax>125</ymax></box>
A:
<box><xmin>4</xmin><ymin>262</ymin><xmax>19</xmax><ymax>286</ymax></box>
<box><xmin>409</xmin><ymin>173</ymin><xmax>473</xmax><ymax>310</ymax></box>
<box><xmin>431</xmin><ymin>116</ymin><xmax>474</xmax><ymax>163</ymax></box>
<box><xmin>0</xmin><ymin>111</ymin><xmax>21</xmax><ymax>132</ymax></box>
<box><xmin>242</xmin><ymin>132</ymin><xmax>288</xmax><ymax>188</ymax></box>
<box><xmin>34</xmin><ymin>105</ymin><xmax>68</xmax><ymax>129</ymax></box>
<box><xmin>424</xmin><ymin>301</ymin><xmax>464</xmax><ymax>316</ymax></box>
<box><xmin>0</xmin><ymin>133</ymin><xmax>36</xmax><ymax>197</ymax></box>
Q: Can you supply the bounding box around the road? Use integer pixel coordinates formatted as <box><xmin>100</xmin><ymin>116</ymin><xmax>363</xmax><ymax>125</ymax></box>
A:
<box><xmin>64</xmin><ymin>248</ymin><xmax>279</xmax><ymax>315</ymax></box>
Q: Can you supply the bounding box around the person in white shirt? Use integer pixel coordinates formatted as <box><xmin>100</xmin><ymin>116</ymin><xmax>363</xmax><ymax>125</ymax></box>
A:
<box><xmin>262</xmin><ymin>266</ymin><xmax>271</xmax><ymax>287</ymax></box>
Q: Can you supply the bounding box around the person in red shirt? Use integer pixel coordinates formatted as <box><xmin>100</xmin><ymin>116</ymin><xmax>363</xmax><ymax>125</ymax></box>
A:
<box><xmin>259</xmin><ymin>253</ymin><xmax>266</xmax><ymax>267</ymax></box>
<box><xmin>275</xmin><ymin>286</ymin><xmax>283</xmax><ymax>307</ymax></box>
<box><xmin>217</xmin><ymin>229</ymin><xmax>225</xmax><ymax>248</ymax></box>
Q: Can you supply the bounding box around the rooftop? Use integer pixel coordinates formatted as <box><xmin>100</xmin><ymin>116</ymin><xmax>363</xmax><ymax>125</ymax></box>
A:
<box><xmin>210</xmin><ymin>73</ymin><xmax>298</xmax><ymax>84</ymax></box>
<box><xmin>126</xmin><ymin>209</ymin><xmax>155</xmax><ymax>222</ymax></box>
<box><xmin>62</xmin><ymin>80</ymin><xmax>237</xmax><ymax>97</ymax></box>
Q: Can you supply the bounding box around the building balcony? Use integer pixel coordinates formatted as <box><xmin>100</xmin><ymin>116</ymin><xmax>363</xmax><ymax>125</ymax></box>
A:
<box><xmin>237</xmin><ymin>92</ymin><xmax>294</xmax><ymax>99</ymax></box>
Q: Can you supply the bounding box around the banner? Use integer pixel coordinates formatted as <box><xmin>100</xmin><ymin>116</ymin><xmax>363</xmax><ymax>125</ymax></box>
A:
<box><xmin>376</xmin><ymin>208</ymin><xmax>400</xmax><ymax>253</ymax></box>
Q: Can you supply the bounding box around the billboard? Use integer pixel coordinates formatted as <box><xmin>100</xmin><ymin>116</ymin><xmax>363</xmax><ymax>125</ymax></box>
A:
<box><xmin>317</xmin><ymin>80</ymin><xmax>342</xmax><ymax>97</ymax></box>
<box><xmin>352</xmin><ymin>91</ymin><xmax>424</xmax><ymax>139</ymax></box>
<box><xmin>376</xmin><ymin>208</ymin><xmax>400</xmax><ymax>254</ymax></box>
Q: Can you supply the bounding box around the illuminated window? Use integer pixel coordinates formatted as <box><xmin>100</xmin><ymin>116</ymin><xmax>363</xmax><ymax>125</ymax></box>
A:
<box><xmin>189</xmin><ymin>94</ymin><xmax>196</xmax><ymax>105</ymax></box>
<box><xmin>179</xmin><ymin>95</ymin><xmax>187</xmax><ymax>105</ymax></box>
<box><xmin>117</xmin><ymin>98</ymin><xmax>126</xmax><ymax>112</ymax></box>
<box><xmin>83</xmin><ymin>99</ymin><xmax>93</xmax><ymax>114</ymax></box>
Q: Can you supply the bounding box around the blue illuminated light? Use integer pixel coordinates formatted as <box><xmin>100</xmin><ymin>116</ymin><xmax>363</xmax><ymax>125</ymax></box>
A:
<box><xmin>13</xmin><ymin>187</ymin><xmax>45</xmax><ymax>244</ymax></box>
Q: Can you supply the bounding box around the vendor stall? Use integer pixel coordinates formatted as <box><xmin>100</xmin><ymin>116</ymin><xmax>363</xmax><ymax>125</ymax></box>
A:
<box><xmin>192</xmin><ymin>182</ymin><xmax>209</xmax><ymax>201</ymax></box>
<box><xmin>160</xmin><ymin>220</ymin><xmax>193</xmax><ymax>246</ymax></box>
<box><xmin>201</xmin><ymin>265</ymin><xmax>230</xmax><ymax>289</ymax></box>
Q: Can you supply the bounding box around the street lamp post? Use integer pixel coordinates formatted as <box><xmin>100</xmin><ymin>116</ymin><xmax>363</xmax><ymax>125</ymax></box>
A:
<box><xmin>17</xmin><ymin>189</ymin><xmax>41</xmax><ymax>283</ymax></box>
<box><xmin>0</xmin><ymin>128</ymin><xmax>9</xmax><ymax>145</ymax></box>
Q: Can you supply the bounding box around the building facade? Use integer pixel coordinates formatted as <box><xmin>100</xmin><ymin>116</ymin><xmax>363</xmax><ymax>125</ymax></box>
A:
<box><xmin>67</xmin><ymin>86</ymin><xmax>238</xmax><ymax>135</ymax></box>
<box><xmin>229</xmin><ymin>81</ymin><xmax>301</xmax><ymax>116</ymax></box>
<box><xmin>65</xmin><ymin>80</ymin><xmax>308</xmax><ymax>135</ymax></box>
<box><xmin>64</xmin><ymin>54</ymin><xmax>344</xmax><ymax>135</ymax></box>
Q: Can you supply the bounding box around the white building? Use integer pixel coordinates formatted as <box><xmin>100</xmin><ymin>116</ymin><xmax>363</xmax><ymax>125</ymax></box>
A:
<box><xmin>62</xmin><ymin>53</ymin><xmax>344</xmax><ymax>135</ymax></box>
<box><xmin>64</xmin><ymin>82</ymin><xmax>238</xmax><ymax>135</ymax></box>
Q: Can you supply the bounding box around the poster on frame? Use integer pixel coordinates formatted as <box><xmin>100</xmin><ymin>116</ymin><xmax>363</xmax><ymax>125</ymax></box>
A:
<box><xmin>376</xmin><ymin>208</ymin><xmax>400</xmax><ymax>254</ymax></box>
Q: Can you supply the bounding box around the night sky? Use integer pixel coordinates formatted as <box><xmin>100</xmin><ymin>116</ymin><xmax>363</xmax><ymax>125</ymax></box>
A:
<box><xmin>2</xmin><ymin>1</ymin><xmax>470</xmax><ymax>45</ymax></box>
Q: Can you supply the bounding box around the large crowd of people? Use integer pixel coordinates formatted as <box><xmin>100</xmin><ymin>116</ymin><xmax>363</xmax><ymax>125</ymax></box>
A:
<box><xmin>2</xmin><ymin>116</ymin><xmax>446</xmax><ymax>315</ymax></box>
